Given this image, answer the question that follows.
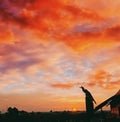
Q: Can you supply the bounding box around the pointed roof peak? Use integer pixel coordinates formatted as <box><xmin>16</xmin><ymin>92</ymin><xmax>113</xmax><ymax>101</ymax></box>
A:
<box><xmin>116</xmin><ymin>89</ymin><xmax>120</xmax><ymax>95</ymax></box>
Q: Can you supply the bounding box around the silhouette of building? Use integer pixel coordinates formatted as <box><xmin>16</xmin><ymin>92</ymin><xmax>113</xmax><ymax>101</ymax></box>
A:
<box><xmin>95</xmin><ymin>89</ymin><xmax>120</xmax><ymax>118</ymax></box>
<box><xmin>110</xmin><ymin>90</ymin><xmax>120</xmax><ymax>118</ymax></box>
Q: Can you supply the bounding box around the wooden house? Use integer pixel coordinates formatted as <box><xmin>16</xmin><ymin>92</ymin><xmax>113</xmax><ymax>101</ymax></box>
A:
<box><xmin>110</xmin><ymin>90</ymin><xmax>120</xmax><ymax>118</ymax></box>
<box><xmin>95</xmin><ymin>90</ymin><xmax>120</xmax><ymax>118</ymax></box>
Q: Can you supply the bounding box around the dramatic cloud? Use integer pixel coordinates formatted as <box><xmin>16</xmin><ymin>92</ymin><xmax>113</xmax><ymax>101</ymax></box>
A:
<box><xmin>105</xmin><ymin>25</ymin><xmax>120</xmax><ymax>40</ymax></box>
<box><xmin>0</xmin><ymin>0</ymin><xmax>105</xmax><ymax>40</ymax></box>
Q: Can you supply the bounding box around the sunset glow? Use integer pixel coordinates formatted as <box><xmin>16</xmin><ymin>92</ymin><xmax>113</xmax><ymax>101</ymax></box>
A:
<box><xmin>0</xmin><ymin>0</ymin><xmax>120</xmax><ymax>112</ymax></box>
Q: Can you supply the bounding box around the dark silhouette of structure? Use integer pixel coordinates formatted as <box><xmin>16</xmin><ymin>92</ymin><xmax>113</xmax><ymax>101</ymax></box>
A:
<box><xmin>80</xmin><ymin>86</ymin><xmax>96</xmax><ymax>116</ymax></box>
<box><xmin>110</xmin><ymin>90</ymin><xmax>120</xmax><ymax>118</ymax></box>
<box><xmin>95</xmin><ymin>89</ymin><xmax>120</xmax><ymax>118</ymax></box>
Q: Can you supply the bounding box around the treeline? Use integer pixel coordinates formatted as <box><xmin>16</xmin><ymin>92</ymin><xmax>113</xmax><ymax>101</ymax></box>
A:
<box><xmin>0</xmin><ymin>107</ymin><xmax>119</xmax><ymax>122</ymax></box>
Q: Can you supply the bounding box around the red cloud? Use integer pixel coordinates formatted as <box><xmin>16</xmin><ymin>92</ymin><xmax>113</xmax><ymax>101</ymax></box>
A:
<box><xmin>1</xmin><ymin>0</ymin><xmax>118</xmax><ymax>50</ymax></box>
<box><xmin>93</xmin><ymin>70</ymin><xmax>112</xmax><ymax>82</ymax></box>
<box><xmin>105</xmin><ymin>25</ymin><xmax>120</xmax><ymax>40</ymax></box>
<box><xmin>50</xmin><ymin>82</ymin><xmax>74</xmax><ymax>89</ymax></box>
<box><xmin>0</xmin><ymin>0</ymin><xmax>103</xmax><ymax>32</ymax></box>
<box><xmin>87</xmin><ymin>70</ymin><xmax>120</xmax><ymax>90</ymax></box>
<box><xmin>0</xmin><ymin>28</ymin><xmax>14</xmax><ymax>44</ymax></box>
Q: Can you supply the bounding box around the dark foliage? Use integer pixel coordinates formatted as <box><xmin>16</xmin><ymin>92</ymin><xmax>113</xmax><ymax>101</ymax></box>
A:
<box><xmin>0</xmin><ymin>107</ymin><xmax>120</xmax><ymax>122</ymax></box>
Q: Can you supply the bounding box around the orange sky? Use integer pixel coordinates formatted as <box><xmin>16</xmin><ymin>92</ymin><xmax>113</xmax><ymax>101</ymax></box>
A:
<box><xmin>0</xmin><ymin>0</ymin><xmax>120</xmax><ymax>112</ymax></box>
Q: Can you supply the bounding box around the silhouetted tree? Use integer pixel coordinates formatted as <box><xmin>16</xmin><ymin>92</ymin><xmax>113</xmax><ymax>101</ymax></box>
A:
<box><xmin>7</xmin><ymin>107</ymin><xmax>19</xmax><ymax>116</ymax></box>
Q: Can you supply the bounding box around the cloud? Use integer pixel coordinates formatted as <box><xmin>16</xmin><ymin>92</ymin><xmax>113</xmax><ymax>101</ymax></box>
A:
<box><xmin>87</xmin><ymin>69</ymin><xmax>120</xmax><ymax>90</ymax></box>
<box><xmin>0</xmin><ymin>0</ymin><xmax>104</xmax><ymax>35</ymax></box>
<box><xmin>0</xmin><ymin>41</ymin><xmax>45</xmax><ymax>73</ymax></box>
<box><xmin>105</xmin><ymin>25</ymin><xmax>120</xmax><ymax>40</ymax></box>
<box><xmin>0</xmin><ymin>28</ymin><xmax>15</xmax><ymax>44</ymax></box>
<box><xmin>74</xmin><ymin>0</ymin><xmax>120</xmax><ymax>17</ymax></box>
<box><xmin>105</xmin><ymin>80</ymin><xmax>120</xmax><ymax>90</ymax></box>
<box><xmin>0</xmin><ymin>39</ymin><xmax>84</xmax><ymax>94</ymax></box>
<box><xmin>50</xmin><ymin>82</ymin><xmax>75</xmax><ymax>89</ymax></box>
<box><xmin>1</xmin><ymin>0</ymin><xmax>119</xmax><ymax>48</ymax></box>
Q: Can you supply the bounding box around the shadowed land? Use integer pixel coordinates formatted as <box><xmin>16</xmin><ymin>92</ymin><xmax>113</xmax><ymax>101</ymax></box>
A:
<box><xmin>0</xmin><ymin>107</ymin><xmax>120</xmax><ymax>122</ymax></box>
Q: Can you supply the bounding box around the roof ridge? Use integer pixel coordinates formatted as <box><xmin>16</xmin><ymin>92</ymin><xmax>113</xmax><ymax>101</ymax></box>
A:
<box><xmin>116</xmin><ymin>89</ymin><xmax>120</xmax><ymax>95</ymax></box>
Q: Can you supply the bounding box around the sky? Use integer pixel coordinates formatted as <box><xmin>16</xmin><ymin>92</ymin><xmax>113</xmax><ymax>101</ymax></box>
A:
<box><xmin>0</xmin><ymin>0</ymin><xmax>120</xmax><ymax>112</ymax></box>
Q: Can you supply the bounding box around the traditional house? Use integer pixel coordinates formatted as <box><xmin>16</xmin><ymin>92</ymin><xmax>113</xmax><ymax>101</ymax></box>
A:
<box><xmin>110</xmin><ymin>90</ymin><xmax>120</xmax><ymax>118</ymax></box>
<box><xmin>94</xmin><ymin>89</ymin><xmax>120</xmax><ymax>118</ymax></box>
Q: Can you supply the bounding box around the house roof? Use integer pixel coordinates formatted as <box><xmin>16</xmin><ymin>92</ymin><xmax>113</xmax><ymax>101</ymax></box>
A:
<box><xmin>110</xmin><ymin>90</ymin><xmax>120</xmax><ymax>108</ymax></box>
<box><xmin>94</xmin><ymin>89</ymin><xmax>120</xmax><ymax>112</ymax></box>
<box><xmin>116</xmin><ymin>90</ymin><xmax>120</xmax><ymax>95</ymax></box>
